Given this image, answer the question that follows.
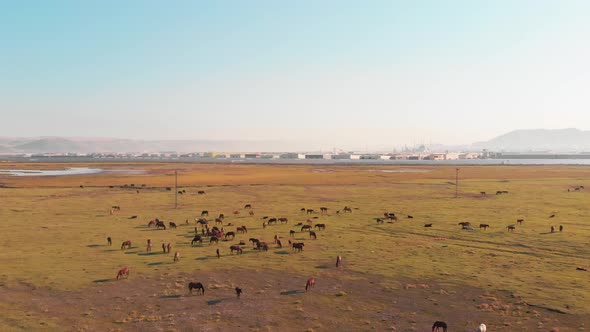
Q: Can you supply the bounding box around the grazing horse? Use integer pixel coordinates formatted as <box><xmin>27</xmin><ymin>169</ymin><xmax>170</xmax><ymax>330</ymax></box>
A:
<box><xmin>169</xmin><ymin>222</ymin><xmax>177</xmax><ymax>229</ymax></box>
<box><xmin>267</xmin><ymin>218</ymin><xmax>277</xmax><ymax>225</ymax></box>
<box><xmin>107</xmin><ymin>237</ymin><xmax>112</xmax><ymax>246</ymax></box>
<box><xmin>432</xmin><ymin>321</ymin><xmax>447</xmax><ymax>332</ymax></box>
<box><xmin>301</xmin><ymin>225</ymin><xmax>312</xmax><ymax>232</ymax></box>
<box><xmin>237</xmin><ymin>226</ymin><xmax>247</xmax><ymax>234</ymax></box>
<box><xmin>215</xmin><ymin>218</ymin><xmax>223</xmax><ymax>225</ymax></box>
<box><xmin>225</xmin><ymin>232</ymin><xmax>236</xmax><ymax>240</ymax></box>
<box><xmin>188</xmin><ymin>282</ymin><xmax>205</xmax><ymax>295</ymax></box>
<box><xmin>197</xmin><ymin>190</ymin><xmax>206</xmax><ymax>195</ymax></box>
<box><xmin>476</xmin><ymin>323</ymin><xmax>487</xmax><ymax>332</ymax></box>
<box><xmin>191</xmin><ymin>235</ymin><xmax>203</xmax><ymax>246</ymax></box>
<box><xmin>210</xmin><ymin>236</ymin><xmax>219</xmax><ymax>244</ymax></box>
<box><xmin>244</xmin><ymin>204</ymin><xmax>252</xmax><ymax>209</ymax></box>
<box><xmin>230</xmin><ymin>245</ymin><xmax>243</xmax><ymax>254</ymax></box>
<box><xmin>249</xmin><ymin>210</ymin><xmax>255</xmax><ymax>216</ymax></box>
<box><xmin>376</xmin><ymin>218</ymin><xmax>384</xmax><ymax>224</ymax></box>
<box><xmin>496</xmin><ymin>191</ymin><xmax>503</xmax><ymax>195</ymax></box>
<box><xmin>289</xmin><ymin>230</ymin><xmax>296</xmax><ymax>237</ymax></box>
<box><xmin>235</xmin><ymin>287</ymin><xmax>242</xmax><ymax>298</ymax></box>
<box><xmin>559</xmin><ymin>225</ymin><xmax>563</xmax><ymax>232</ymax></box>
<box><xmin>162</xmin><ymin>243</ymin><xmax>166</xmax><ymax>252</ymax></box>
<box><xmin>148</xmin><ymin>219</ymin><xmax>156</xmax><ymax>227</ymax></box>
<box><xmin>173</xmin><ymin>251</ymin><xmax>180</xmax><ymax>262</ymax></box>
<box><xmin>507</xmin><ymin>225</ymin><xmax>516</xmax><ymax>232</ymax></box>
<box><xmin>276</xmin><ymin>239</ymin><xmax>282</xmax><ymax>248</ymax></box>
<box><xmin>256</xmin><ymin>242</ymin><xmax>269</xmax><ymax>251</ymax></box>
<box><xmin>343</xmin><ymin>206</ymin><xmax>352</xmax><ymax>213</ymax></box>
<box><xmin>156</xmin><ymin>221</ymin><xmax>166</xmax><ymax>230</ymax></box>
<box><xmin>305</xmin><ymin>278</ymin><xmax>315</xmax><ymax>291</ymax></box>
<box><xmin>407</xmin><ymin>215</ymin><xmax>414</xmax><ymax>219</ymax></box>
<box><xmin>336</xmin><ymin>255</ymin><xmax>342</xmax><ymax>267</ymax></box>
<box><xmin>121</xmin><ymin>241</ymin><xmax>132</xmax><ymax>250</ymax></box>
<box><xmin>314</xmin><ymin>223</ymin><xmax>326</xmax><ymax>230</ymax></box>
<box><xmin>116</xmin><ymin>267</ymin><xmax>129</xmax><ymax>280</ymax></box>
<box><xmin>292</xmin><ymin>243</ymin><xmax>304</xmax><ymax>252</ymax></box>
<box><xmin>424</xmin><ymin>223</ymin><xmax>433</xmax><ymax>228</ymax></box>
<box><xmin>201</xmin><ymin>210</ymin><xmax>209</xmax><ymax>216</ymax></box>
<box><xmin>197</xmin><ymin>218</ymin><xmax>208</xmax><ymax>225</ymax></box>
<box><xmin>458</xmin><ymin>221</ymin><xmax>471</xmax><ymax>227</ymax></box>
<box><xmin>249</xmin><ymin>238</ymin><xmax>260</xmax><ymax>246</ymax></box>
<box><xmin>309</xmin><ymin>231</ymin><xmax>317</xmax><ymax>239</ymax></box>
<box><xmin>479</xmin><ymin>224</ymin><xmax>490</xmax><ymax>230</ymax></box>
<box><xmin>147</xmin><ymin>239</ymin><xmax>153</xmax><ymax>252</ymax></box>
<box><xmin>306</xmin><ymin>209</ymin><xmax>314</xmax><ymax>214</ymax></box>
<box><xmin>278</xmin><ymin>217</ymin><xmax>288</xmax><ymax>223</ymax></box>
<box><xmin>218</xmin><ymin>214</ymin><xmax>225</xmax><ymax>220</ymax></box>
<box><xmin>320</xmin><ymin>207</ymin><xmax>328</xmax><ymax>214</ymax></box>
<box><xmin>516</xmin><ymin>218</ymin><xmax>524</xmax><ymax>225</ymax></box>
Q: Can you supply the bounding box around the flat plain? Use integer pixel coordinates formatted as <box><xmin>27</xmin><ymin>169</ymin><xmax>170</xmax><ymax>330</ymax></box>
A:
<box><xmin>0</xmin><ymin>163</ymin><xmax>589</xmax><ymax>331</ymax></box>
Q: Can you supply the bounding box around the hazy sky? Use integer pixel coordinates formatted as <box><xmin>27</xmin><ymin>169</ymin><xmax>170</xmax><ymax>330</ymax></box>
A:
<box><xmin>1</xmin><ymin>0</ymin><xmax>590</xmax><ymax>147</ymax></box>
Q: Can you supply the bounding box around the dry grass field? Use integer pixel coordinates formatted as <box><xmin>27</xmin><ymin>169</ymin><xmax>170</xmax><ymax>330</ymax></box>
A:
<box><xmin>0</xmin><ymin>163</ymin><xmax>589</xmax><ymax>331</ymax></box>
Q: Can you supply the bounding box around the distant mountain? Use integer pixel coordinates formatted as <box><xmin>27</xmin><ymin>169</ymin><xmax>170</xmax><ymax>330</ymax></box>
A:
<box><xmin>472</xmin><ymin>128</ymin><xmax>590</xmax><ymax>152</ymax></box>
<box><xmin>0</xmin><ymin>137</ymin><xmax>320</xmax><ymax>154</ymax></box>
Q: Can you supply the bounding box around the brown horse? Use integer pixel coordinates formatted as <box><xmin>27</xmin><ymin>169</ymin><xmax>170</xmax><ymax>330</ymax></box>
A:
<box><xmin>188</xmin><ymin>282</ymin><xmax>205</xmax><ymax>294</ymax></box>
<box><xmin>244</xmin><ymin>204</ymin><xmax>252</xmax><ymax>209</ymax></box>
<box><xmin>166</xmin><ymin>243</ymin><xmax>172</xmax><ymax>253</ymax></box>
<box><xmin>121</xmin><ymin>240</ymin><xmax>132</xmax><ymax>250</ymax></box>
<box><xmin>197</xmin><ymin>191</ymin><xmax>206</xmax><ymax>195</ymax></box>
<box><xmin>249</xmin><ymin>238</ymin><xmax>260</xmax><ymax>246</ymax></box>
<box><xmin>516</xmin><ymin>219</ymin><xmax>524</xmax><ymax>225</ymax></box>
<box><xmin>343</xmin><ymin>206</ymin><xmax>352</xmax><ymax>213</ymax></box>
<box><xmin>230</xmin><ymin>245</ymin><xmax>243</xmax><ymax>254</ymax></box>
<box><xmin>210</xmin><ymin>236</ymin><xmax>219</xmax><ymax>244</ymax></box>
<box><xmin>320</xmin><ymin>207</ymin><xmax>328</xmax><ymax>214</ymax></box>
<box><xmin>173</xmin><ymin>251</ymin><xmax>180</xmax><ymax>262</ymax></box>
<box><xmin>107</xmin><ymin>237</ymin><xmax>112</xmax><ymax>246</ymax></box>
<box><xmin>336</xmin><ymin>255</ymin><xmax>342</xmax><ymax>267</ymax></box>
<box><xmin>289</xmin><ymin>230</ymin><xmax>296</xmax><ymax>237</ymax></box>
<box><xmin>116</xmin><ymin>267</ymin><xmax>129</xmax><ymax>280</ymax></box>
<box><xmin>147</xmin><ymin>219</ymin><xmax>156</xmax><ymax>227</ymax></box>
<box><xmin>169</xmin><ymin>222</ymin><xmax>177</xmax><ymax>229</ymax></box>
<box><xmin>278</xmin><ymin>217</ymin><xmax>288</xmax><ymax>223</ymax></box>
<box><xmin>479</xmin><ymin>224</ymin><xmax>490</xmax><ymax>230</ymax></box>
<box><xmin>215</xmin><ymin>218</ymin><xmax>223</xmax><ymax>225</ymax></box>
<box><xmin>191</xmin><ymin>235</ymin><xmax>203</xmax><ymax>246</ymax></box>
<box><xmin>147</xmin><ymin>239</ymin><xmax>152</xmax><ymax>252</ymax></box>
<box><xmin>507</xmin><ymin>225</ymin><xmax>516</xmax><ymax>232</ymax></box>
<box><xmin>306</xmin><ymin>209</ymin><xmax>314</xmax><ymax>214</ymax></box>
<box><xmin>225</xmin><ymin>232</ymin><xmax>236</xmax><ymax>240</ymax></box>
<box><xmin>309</xmin><ymin>231</ymin><xmax>317</xmax><ymax>239</ymax></box>
<box><xmin>276</xmin><ymin>239</ymin><xmax>282</xmax><ymax>248</ymax></box>
<box><xmin>237</xmin><ymin>226</ymin><xmax>248</xmax><ymax>234</ymax></box>
<box><xmin>256</xmin><ymin>242</ymin><xmax>269</xmax><ymax>251</ymax></box>
<box><xmin>432</xmin><ymin>321</ymin><xmax>447</xmax><ymax>332</ymax></box>
<box><xmin>458</xmin><ymin>221</ymin><xmax>471</xmax><ymax>227</ymax></box>
<box><xmin>424</xmin><ymin>223</ymin><xmax>433</xmax><ymax>228</ymax></box>
<box><xmin>305</xmin><ymin>278</ymin><xmax>315</xmax><ymax>291</ymax></box>
<box><xmin>156</xmin><ymin>221</ymin><xmax>166</xmax><ymax>230</ymax></box>
<box><xmin>292</xmin><ymin>243</ymin><xmax>304</xmax><ymax>252</ymax></box>
<box><xmin>249</xmin><ymin>210</ymin><xmax>255</xmax><ymax>216</ymax></box>
<box><xmin>233</xmin><ymin>210</ymin><xmax>240</xmax><ymax>216</ymax></box>
<box><xmin>301</xmin><ymin>225</ymin><xmax>312</xmax><ymax>232</ymax></box>
<box><xmin>235</xmin><ymin>287</ymin><xmax>242</xmax><ymax>298</ymax></box>
<box><xmin>314</xmin><ymin>224</ymin><xmax>326</xmax><ymax>230</ymax></box>
<box><xmin>201</xmin><ymin>210</ymin><xmax>209</xmax><ymax>216</ymax></box>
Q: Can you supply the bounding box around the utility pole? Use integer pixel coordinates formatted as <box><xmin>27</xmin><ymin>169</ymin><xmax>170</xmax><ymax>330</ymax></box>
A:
<box><xmin>455</xmin><ymin>168</ymin><xmax>459</xmax><ymax>198</ymax></box>
<box><xmin>175</xmin><ymin>170</ymin><xmax>178</xmax><ymax>209</ymax></box>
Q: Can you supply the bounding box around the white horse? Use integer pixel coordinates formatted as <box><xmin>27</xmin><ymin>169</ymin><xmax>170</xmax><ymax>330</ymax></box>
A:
<box><xmin>476</xmin><ymin>323</ymin><xmax>486</xmax><ymax>332</ymax></box>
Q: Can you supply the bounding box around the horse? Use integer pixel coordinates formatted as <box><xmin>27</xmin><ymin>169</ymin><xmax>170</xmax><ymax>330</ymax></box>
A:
<box><xmin>107</xmin><ymin>237</ymin><xmax>112</xmax><ymax>246</ymax></box>
<box><xmin>480</xmin><ymin>191</ymin><xmax>486</xmax><ymax>196</ymax></box>
<box><xmin>188</xmin><ymin>282</ymin><xmax>205</xmax><ymax>295</ymax></box>
<box><xmin>112</xmin><ymin>205</ymin><xmax>121</xmax><ymax>211</ymax></box>
<box><xmin>147</xmin><ymin>219</ymin><xmax>156</xmax><ymax>227</ymax></box>
<box><xmin>314</xmin><ymin>224</ymin><xmax>326</xmax><ymax>230</ymax></box>
<box><xmin>196</xmin><ymin>218</ymin><xmax>208</xmax><ymax>225</ymax></box>
<box><xmin>376</xmin><ymin>218</ymin><xmax>384</xmax><ymax>224</ymax></box>
<box><xmin>320</xmin><ymin>207</ymin><xmax>328</xmax><ymax>214</ymax></box>
<box><xmin>156</xmin><ymin>221</ymin><xmax>166</xmax><ymax>230</ymax></box>
<box><xmin>551</xmin><ymin>226</ymin><xmax>555</xmax><ymax>233</ymax></box>
<box><xmin>407</xmin><ymin>215</ymin><xmax>414</xmax><ymax>219</ymax></box>
<box><xmin>230</xmin><ymin>245</ymin><xmax>243</xmax><ymax>254</ymax></box>
<box><xmin>166</xmin><ymin>243</ymin><xmax>172</xmax><ymax>253</ymax></box>
<box><xmin>116</xmin><ymin>267</ymin><xmax>129</xmax><ymax>280</ymax></box>
<box><xmin>289</xmin><ymin>230</ymin><xmax>296</xmax><ymax>236</ymax></box>
<box><xmin>306</xmin><ymin>209</ymin><xmax>314</xmax><ymax>214</ymax></box>
<box><xmin>121</xmin><ymin>241</ymin><xmax>132</xmax><ymax>250</ymax></box>
<box><xmin>218</xmin><ymin>213</ymin><xmax>225</xmax><ymax>220</ymax></box>
<box><xmin>458</xmin><ymin>221</ymin><xmax>471</xmax><ymax>227</ymax></box>
<box><xmin>305</xmin><ymin>278</ymin><xmax>315</xmax><ymax>291</ymax></box>
<box><xmin>173</xmin><ymin>251</ymin><xmax>180</xmax><ymax>262</ymax></box>
<box><xmin>507</xmin><ymin>225</ymin><xmax>516</xmax><ymax>232</ymax></box>
<box><xmin>343</xmin><ymin>206</ymin><xmax>352</xmax><ymax>213</ymax></box>
<box><xmin>235</xmin><ymin>287</ymin><xmax>242</xmax><ymax>298</ymax></box>
<box><xmin>244</xmin><ymin>204</ymin><xmax>252</xmax><ymax>209</ymax></box>
<box><xmin>549</xmin><ymin>214</ymin><xmax>556</xmax><ymax>218</ymax></box>
<box><xmin>424</xmin><ymin>223</ymin><xmax>433</xmax><ymax>228</ymax></box>
<box><xmin>147</xmin><ymin>239</ymin><xmax>152</xmax><ymax>252</ymax></box>
<box><xmin>267</xmin><ymin>218</ymin><xmax>277</xmax><ymax>225</ymax></box>
<box><xmin>301</xmin><ymin>225</ymin><xmax>312</xmax><ymax>232</ymax></box>
<box><xmin>215</xmin><ymin>218</ymin><xmax>223</xmax><ymax>225</ymax></box>
<box><xmin>300</xmin><ymin>208</ymin><xmax>306</xmax><ymax>212</ymax></box>
<box><xmin>237</xmin><ymin>226</ymin><xmax>247</xmax><ymax>234</ymax></box>
<box><xmin>128</xmin><ymin>215</ymin><xmax>137</xmax><ymax>219</ymax></box>
<box><xmin>210</xmin><ymin>236</ymin><xmax>219</xmax><ymax>244</ymax></box>
<box><xmin>496</xmin><ymin>191</ymin><xmax>503</xmax><ymax>195</ymax></box>
<box><xmin>479</xmin><ymin>224</ymin><xmax>490</xmax><ymax>230</ymax></box>
<box><xmin>476</xmin><ymin>323</ymin><xmax>487</xmax><ymax>332</ymax></box>
<box><xmin>169</xmin><ymin>222</ymin><xmax>177</xmax><ymax>229</ymax></box>
<box><xmin>336</xmin><ymin>255</ymin><xmax>342</xmax><ymax>267</ymax></box>
<box><xmin>276</xmin><ymin>239</ymin><xmax>282</xmax><ymax>248</ymax></box>
<box><xmin>292</xmin><ymin>243</ymin><xmax>304</xmax><ymax>252</ymax></box>
<box><xmin>162</xmin><ymin>243</ymin><xmax>167</xmax><ymax>252</ymax></box>
<box><xmin>432</xmin><ymin>321</ymin><xmax>447</xmax><ymax>332</ymax></box>
<box><xmin>249</xmin><ymin>238</ymin><xmax>260</xmax><ymax>246</ymax></box>
<box><xmin>216</xmin><ymin>248</ymin><xmax>220</xmax><ymax>258</ymax></box>
<box><xmin>559</xmin><ymin>225</ymin><xmax>563</xmax><ymax>232</ymax></box>
<box><xmin>278</xmin><ymin>217</ymin><xmax>288</xmax><ymax>223</ymax></box>
<box><xmin>233</xmin><ymin>210</ymin><xmax>240</xmax><ymax>216</ymax></box>
<box><xmin>516</xmin><ymin>218</ymin><xmax>524</xmax><ymax>225</ymax></box>
<box><xmin>191</xmin><ymin>235</ymin><xmax>203</xmax><ymax>246</ymax></box>
<box><xmin>309</xmin><ymin>231</ymin><xmax>317</xmax><ymax>239</ymax></box>
<box><xmin>197</xmin><ymin>191</ymin><xmax>206</xmax><ymax>195</ymax></box>
<box><xmin>201</xmin><ymin>210</ymin><xmax>209</xmax><ymax>216</ymax></box>
<box><xmin>256</xmin><ymin>242</ymin><xmax>269</xmax><ymax>251</ymax></box>
<box><xmin>225</xmin><ymin>232</ymin><xmax>236</xmax><ymax>240</ymax></box>
<box><xmin>249</xmin><ymin>210</ymin><xmax>254</xmax><ymax>216</ymax></box>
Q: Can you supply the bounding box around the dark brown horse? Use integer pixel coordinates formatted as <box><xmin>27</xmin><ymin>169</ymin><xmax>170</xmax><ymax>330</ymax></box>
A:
<box><xmin>424</xmin><ymin>223</ymin><xmax>433</xmax><ymax>228</ymax></box>
<box><xmin>147</xmin><ymin>219</ymin><xmax>156</xmax><ymax>227</ymax></box>
<box><xmin>156</xmin><ymin>221</ymin><xmax>166</xmax><ymax>230</ymax></box>
<box><xmin>191</xmin><ymin>235</ymin><xmax>203</xmax><ymax>246</ymax></box>
<box><xmin>210</xmin><ymin>236</ymin><xmax>219</xmax><ymax>244</ymax></box>
<box><xmin>432</xmin><ymin>321</ymin><xmax>447</xmax><ymax>332</ymax></box>
<box><xmin>507</xmin><ymin>225</ymin><xmax>516</xmax><ymax>232</ymax></box>
<box><xmin>225</xmin><ymin>232</ymin><xmax>236</xmax><ymax>240</ymax></box>
<box><xmin>309</xmin><ymin>231</ymin><xmax>317</xmax><ymax>239</ymax></box>
<box><xmin>237</xmin><ymin>226</ymin><xmax>248</xmax><ymax>234</ymax></box>
<box><xmin>278</xmin><ymin>217</ymin><xmax>288</xmax><ymax>223</ymax></box>
<box><xmin>305</xmin><ymin>277</ymin><xmax>315</xmax><ymax>291</ymax></box>
<box><xmin>121</xmin><ymin>240</ymin><xmax>132</xmax><ymax>250</ymax></box>
<box><xmin>107</xmin><ymin>237</ymin><xmax>112</xmax><ymax>246</ymax></box>
<box><xmin>230</xmin><ymin>245</ymin><xmax>243</xmax><ymax>254</ymax></box>
<box><xmin>301</xmin><ymin>225</ymin><xmax>312</xmax><ymax>232</ymax></box>
<box><xmin>320</xmin><ymin>207</ymin><xmax>328</xmax><ymax>214</ymax></box>
<box><xmin>116</xmin><ymin>267</ymin><xmax>129</xmax><ymax>280</ymax></box>
<box><xmin>516</xmin><ymin>219</ymin><xmax>524</xmax><ymax>225</ymax></box>
<box><xmin>343</xmin><ymin>206</ymin><xmax>352</xmax><ymax>213</ymax></box>
<box><xmin>169</xmin><ymin>222</ymin><xmax>177</xmax><ymax>229</ymax></box>
<box><xmin>479</xmin><ymin>223</ymin><xmax>490</xmax><ymax>230</ymax></box>
<box><xmin>201</xmin><ymin>210</ymin><xmax>209</xmax><ymax>216</ymax></box>
<box><xmin>235</xmin><ymin>287</ymin><xmax>242</xmax><ymax>298</ymax></box>
<box><xmin>314</xmin><ymin>224</ymin><xmax>325</xmax><ymax>230</ymax></box>
<box><xmin>188</xmin><ymin>282</ymin><xmax>205</xmax><ymax>294</ymax></box>
<box><xmin>458</xmin><ymin>221</ymin><xmax>471</xmax><ymax>227</ymax></box>
<box><xmin>197</xmin><ymin>190</ymin><xmax>206</xmax><ymax>195</ymax></box>
<box><xmin>256</xmin><ymin>242</ymin><xmax>269</xmax><ymax>251</ymax></box>
<box><xmin>292</xmin><ymin>242</ymin><xmax>304</xmax><ymax>252</ymax></box>
<box><xmin>244</xmin><ymin>204</ymin><xmax>252</xmax><ymax>209</ymax></box>
<box><xmin>289</xmin><ymin>230</ymin><xmax>296</xmax><ymax>236</ymax></box>
<box><xmin>249</xmin><ymin>238</ymin><xmax>260</xmax><ymax>246</ymax></box>
<box><xmin>336</xmin><ymin>255</ymin><xmax>342</xmax><ymax>267</ymax></box>
<box><xmin>306</xmin><ymin>209</ymin><xmax>314</xmax><ymax>214</ymax></box>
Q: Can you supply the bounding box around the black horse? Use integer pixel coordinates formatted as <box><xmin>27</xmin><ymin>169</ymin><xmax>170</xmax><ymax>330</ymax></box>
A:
<box><xmin>432</xmin><ymin>321</ymin><xmax>447</xmax><ymax>332</ymax></box>
<box><xmin>188</xmin><ymin>282</ymin><xmax>205</xmax><ymax>295</ymax></box>
<box><xmin>191</xmin><ymin>235</ymin><xmax>203</xmax><ymax>246</ymax></box>
<box><xmin>156</xmin><ymin>221</ymin><xmax>166</xmax><ymax>230</ymax></box>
